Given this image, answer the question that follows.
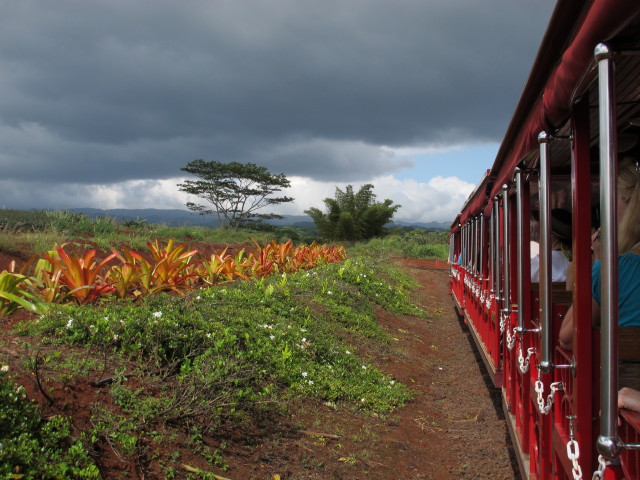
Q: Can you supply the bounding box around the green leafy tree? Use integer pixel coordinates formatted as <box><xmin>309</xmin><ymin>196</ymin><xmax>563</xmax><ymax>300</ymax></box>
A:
<box><xmin>178</xmin><ymin>160</ymin><xmax>294</xmax><ymax>229</ymax></box>
<box><xmin>305</xmin><ymin>184</ymin><xmax>400</xmax><ymax>241</ymax></box>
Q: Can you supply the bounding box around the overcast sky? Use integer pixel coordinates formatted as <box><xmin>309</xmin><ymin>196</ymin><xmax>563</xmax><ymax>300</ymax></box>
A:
<box><xmin>0</xmin><ymin>0</ymin><xmax>556</xmax><ymax>223</ymax></box>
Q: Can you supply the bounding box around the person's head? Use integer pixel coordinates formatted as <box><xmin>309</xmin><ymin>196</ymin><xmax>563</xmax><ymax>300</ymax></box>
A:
<box><xmin>550</xmin><ymin>208</ymin><xmax>572</xmax><ymax>248</ymax></box>
<box><xmin>617</xmin><ymin>158</ymin><xmax>640</xmax><ymax>252</ymax></box>
<box><xmin>530</xmin><ymin>208</ymin><xmax>572</xmax><ymax>249</ymax></box>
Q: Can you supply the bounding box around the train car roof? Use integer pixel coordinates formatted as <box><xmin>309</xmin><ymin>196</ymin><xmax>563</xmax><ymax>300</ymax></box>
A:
<box><xmin>455</xmin><ymin>0</ymin><xmax>640</xmax><ymax>227</ymax></box>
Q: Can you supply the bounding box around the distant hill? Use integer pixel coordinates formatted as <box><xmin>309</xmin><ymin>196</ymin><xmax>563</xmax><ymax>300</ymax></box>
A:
<box><xmin>392</xmin><ymin>220</ymin><xmax>450</xmax><ymax>231</ymax></box>
<box><xmin>68</xmin><ymin>208</ymin><xmax>450</xmax><ymax>231</ymax></box>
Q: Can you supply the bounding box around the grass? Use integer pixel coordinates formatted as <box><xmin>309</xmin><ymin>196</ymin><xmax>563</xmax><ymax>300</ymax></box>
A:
<box><xmin>352</xmin><ymin>230</ymin><xmax>449</xmax><ymax>260</ymax></box>
<box><xmin>0</xmin><ymin>209</ymin><xmax>318</xmax><ymax>258</ymax></box>
<box><xmin>0</xmin><ymin>212</ymin><xmax>448</xmax><ymax>477</ymax></box>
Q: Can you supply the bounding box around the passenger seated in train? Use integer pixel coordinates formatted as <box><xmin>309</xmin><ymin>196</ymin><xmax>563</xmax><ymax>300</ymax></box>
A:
<box><xmin>530</xmin><ymin>208</ymin><xmax>572</xmax><ymax>282</ymax></box>
<box><xmin>558</xmin><ymin>159</ymin><xmax>640</xmax><ymax>351</ymax></box>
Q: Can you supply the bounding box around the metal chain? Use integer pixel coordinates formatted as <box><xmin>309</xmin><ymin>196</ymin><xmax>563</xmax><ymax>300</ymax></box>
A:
<box><xmin>591</xmin><ymin>455</ymin><xmax>606</xmax><ymax>480</ymax></box>
<box><xmin>518</xmin><ymin>346</ymin><xmax>535</xmax><ymax>374</ymax></box>
<box><xmin>485</xmin><ymin>293</ymin><xmax>493</xmax><ymax>310</ymax></box>
<box><xmin>567</xmin><ymin>439</ymin><xmax>583</xmax><ymax>480</ymax></box>
<box><xmin>506</xmin><ymin>326</ymin><xmax>516</xmax><ymax>351</ymax></box>
<box><xmin>535</xmin><ymin>369</ymin><xmax>563</xmax><ymax>414</ymax></box>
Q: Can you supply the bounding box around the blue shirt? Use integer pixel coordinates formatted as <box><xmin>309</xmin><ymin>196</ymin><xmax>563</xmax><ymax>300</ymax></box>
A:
<box><xmin>592</xmin><ymin>253</ymin><xmax>640</xmax><ymax>327</ymax></box>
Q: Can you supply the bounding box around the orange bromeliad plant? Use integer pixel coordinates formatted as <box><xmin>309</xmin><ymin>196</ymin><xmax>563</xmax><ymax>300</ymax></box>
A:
<box><xmin>145</xmin><ymin>239</ymin><xmax>199</xmax><ymax>294</ymax></box>
<box><xmin>40</xmin><ymin>246</ymin><xmax>117</xmax><ymax>305</ymax></box>
<box><xmin>109</xmin><ymin>247</ymin><xmax>147</xmax><ymax>299</ymax></box>
<box><xmin>198</xmin><ymin>248</ymin><xmax>249</xmax><ymax>286</ymax></box>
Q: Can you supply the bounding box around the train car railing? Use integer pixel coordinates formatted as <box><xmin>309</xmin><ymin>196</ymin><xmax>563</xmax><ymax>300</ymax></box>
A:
<box><xmin>595</xmin><ymin>44</ymin><xmax>640</xmax><ymax>474</ymax></box>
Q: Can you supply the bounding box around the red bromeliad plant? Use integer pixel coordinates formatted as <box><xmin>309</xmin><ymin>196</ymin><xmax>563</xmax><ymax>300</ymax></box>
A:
<box><xmin>40</xmin><ymin>246</ymin><xmax>117</xmax><ymax>305</ymax></box>
<box><xmin>145</xmin><ymin>239</ymin><xmax>199</xmax><ymax>294</ymax></box>
<box><xmin>290</xmin><ymin>242</ymin><xmax>346</xmax><ymax>270</ymax></box>
<box><xmin>22</xmin><ymin>247</ymin><xmax>65</xmax><ymax>304</ymax></box>
<box><xmin>198</xmin><ymin>248</ymin><xmax>249</xmax><ymax>286</ymax></box>
<box><xmin>109</xmin><ymin>247</ymin><xmax>147</xmax><ymax>299</ymax></box>
<box><xmin>246</xmin><ymin>240</ymin><xmax>278</xmax><ymax>278</ymax></box>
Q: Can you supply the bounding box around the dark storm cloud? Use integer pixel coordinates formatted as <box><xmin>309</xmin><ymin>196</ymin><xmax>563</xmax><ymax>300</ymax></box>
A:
<box><xmin>0</xmin><ymin>0</ymin><xmax>554</xmax><ymax>190</ymax></box>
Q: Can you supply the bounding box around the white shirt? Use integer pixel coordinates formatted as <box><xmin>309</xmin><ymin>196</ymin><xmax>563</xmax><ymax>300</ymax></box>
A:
<box><xmin>530</xmin><ymin>250</ymin><xmax>569</xmax><ymax>282</ymax></box>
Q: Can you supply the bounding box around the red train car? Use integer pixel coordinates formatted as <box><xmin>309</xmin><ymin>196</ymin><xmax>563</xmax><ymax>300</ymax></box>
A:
<box><xmin>449</xmin><ymin>1</ymin><xmax>640</xmax><ymax>478</ymax></box>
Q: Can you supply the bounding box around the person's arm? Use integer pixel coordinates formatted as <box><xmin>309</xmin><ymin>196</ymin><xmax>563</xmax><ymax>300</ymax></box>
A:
<box><xmin>565</xmin><ymin>260</ymin><xmax>575</xmax><ymax>292</ymax></box>
<box><xmin>560</xmin><ymin>231</ymin><xmax>602</xmax><ymax>350</ymax></box>
<box><xmin>558</xmin><ymin>299</ymin><xmax>600</xmax><ymax>351</ymax></box>
<box><xmin>619</xmin><ymin>387</ymin><xmax>640</xmax><ymax>412</ymax></box>
<box><xmin>558</xmin><ymin>305</ymin><xmax>574</xmax><ymax>351</ymax></box>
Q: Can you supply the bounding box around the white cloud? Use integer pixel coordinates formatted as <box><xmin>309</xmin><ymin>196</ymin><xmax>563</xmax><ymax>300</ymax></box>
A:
<box><xmin>1</xmin><ymin>174</ymin><xmax>474</xmax><ymax>225</ymax></box>
<box><xmin>272</xmin><ymin>174</ymin><xmax>475</xmax><ymax>223</ymax></box>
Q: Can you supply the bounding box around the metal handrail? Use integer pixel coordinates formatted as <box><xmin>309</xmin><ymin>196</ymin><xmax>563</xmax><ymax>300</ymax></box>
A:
<box><xmin>462</xmin><ymin>223</ymin><xmax>467</xmax><ymax>272</ymax></box>
<box><xmin>538</xmin><ymin>132</ymin><xmax>554</xmax><ymax>373</ymax></box>
<box><xmin>515</xmin><ymin>169</ymin><xmax>537</xmax><ymax>333</ymax></box>
<box><xmin>473</xmin><ymin>216</ymin><xmax>479</xmax><ymax>277</ymax></box>
<box><xmin>502</xmin><ymin>184</ymin><xmax>512</xmax><ymax>317</ymax></box>
<box><xmin>494</xmin><ymin>198</ymin><xmax>502</xmax><ymax>303</ymax></box>
<box><xmin>490</xmin><ymin>204</ymin><xmax>495</xmax><ymax>295</ymax></box>
<box><xmin>479</xmin><ymin>213</ymin><xmax>485</xmax><ymax>280</ymax></box>
<box><xmin>595</xmin><ymin>42</ymin><xmax>623</xmax><ymax>459</ymax></box>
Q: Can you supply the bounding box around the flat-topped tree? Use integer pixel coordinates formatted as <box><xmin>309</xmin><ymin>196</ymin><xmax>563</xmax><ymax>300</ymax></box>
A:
<box><xmin>178</xmin><ymin>160</ymin><xmax>294</xmax><ymax>229</ymax></box>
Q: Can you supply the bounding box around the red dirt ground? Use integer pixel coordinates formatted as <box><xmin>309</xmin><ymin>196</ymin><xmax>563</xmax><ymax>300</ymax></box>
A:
<box><xmin>0</xmin><ymin>248</ymin><xmax>519</xmax><ymax>479</ymax></box>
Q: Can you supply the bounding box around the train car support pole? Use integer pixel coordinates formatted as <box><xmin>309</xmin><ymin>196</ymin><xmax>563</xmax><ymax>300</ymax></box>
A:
<box><xmin>595</xmin><ymin>42</ymin><xmax>621</xmax><ymax>460</ymax></box>
<box><xmin>494</xmin><ymin>199</ymin><xmax>501</xmax><ymax>304</ymax></box>
<box><xmin>538</xmin><ymin>132</ymin><xmax>554</xmax><ymax>373</ymax></box>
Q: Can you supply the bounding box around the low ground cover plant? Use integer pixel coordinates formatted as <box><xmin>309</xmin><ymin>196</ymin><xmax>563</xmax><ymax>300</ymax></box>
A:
<box><xmin>1</xmin><ymin>246</ymin><xmax>423</xmax><ymax>477</ymax></box>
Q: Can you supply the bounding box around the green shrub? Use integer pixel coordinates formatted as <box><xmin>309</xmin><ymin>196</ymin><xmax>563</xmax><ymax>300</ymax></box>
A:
<box><xmin>0</xmin><ymin>371</ymin><xmax>100</xmax><ymax>479</ymax></box>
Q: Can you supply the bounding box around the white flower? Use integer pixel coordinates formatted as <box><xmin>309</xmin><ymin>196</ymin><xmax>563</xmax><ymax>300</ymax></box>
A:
<box><xmin>308</xmin><ymin>380</ymin><xmax>314</xmax><ymax>385</ymax></box>
<box><xmin>301</xmin><ymin>372</ymin><xmax>308</xmax><ymax>377</ymax></box>
<box><xmin>327</xmin><ymin>291</ymin><xmax>332</xmax><ymax>295</ymax></box>
<box><xmin>360</xmin><ymin>398</ymin><xmax>366</xmax><ymax>402</ymax></box>
<box><xmin>345</xmin><ymin>350</ymin><xmax>351</xmax><ymax>355</ymax></box>
<box><xmin>113</xmin><ymin>334</ymin><xmax>119</xmax><ymax>341</ymax></box>
<box><xmin>66</xmin><ymin>318</ymin><xmax>73</xmax><ymax>328</ymax></box>
<box><xmin>389</xmin><ymin>380</ymin><xmax>395</xmax><ymax>385</ymax></box>
<box><xmin>206</xmin><ymin>333</ymin><xmax>212</xmax><ymax>338</ymax></box>
<box><xmin>196</xmin><ymin>296</ymin><xmax>201</xmax><ymax>300</ymax></box>
<box><xmin>1</xmin><ymin>365</ymin><xmax>9</xmax><ymax>372</ymax></box>
<box><xmin>269</xmin><ymin>335</ymin><xmax>275</xmax><ymax>340</ymax></box>
<box><xmin>153</xmin><ymin>311</ymin><xmax>162</xmax><ymax>318</ymax></box>
<box><xmin>361</xmin><ymin>365</ymin><xmax>367</xmax><ymax>370</ymax></box>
